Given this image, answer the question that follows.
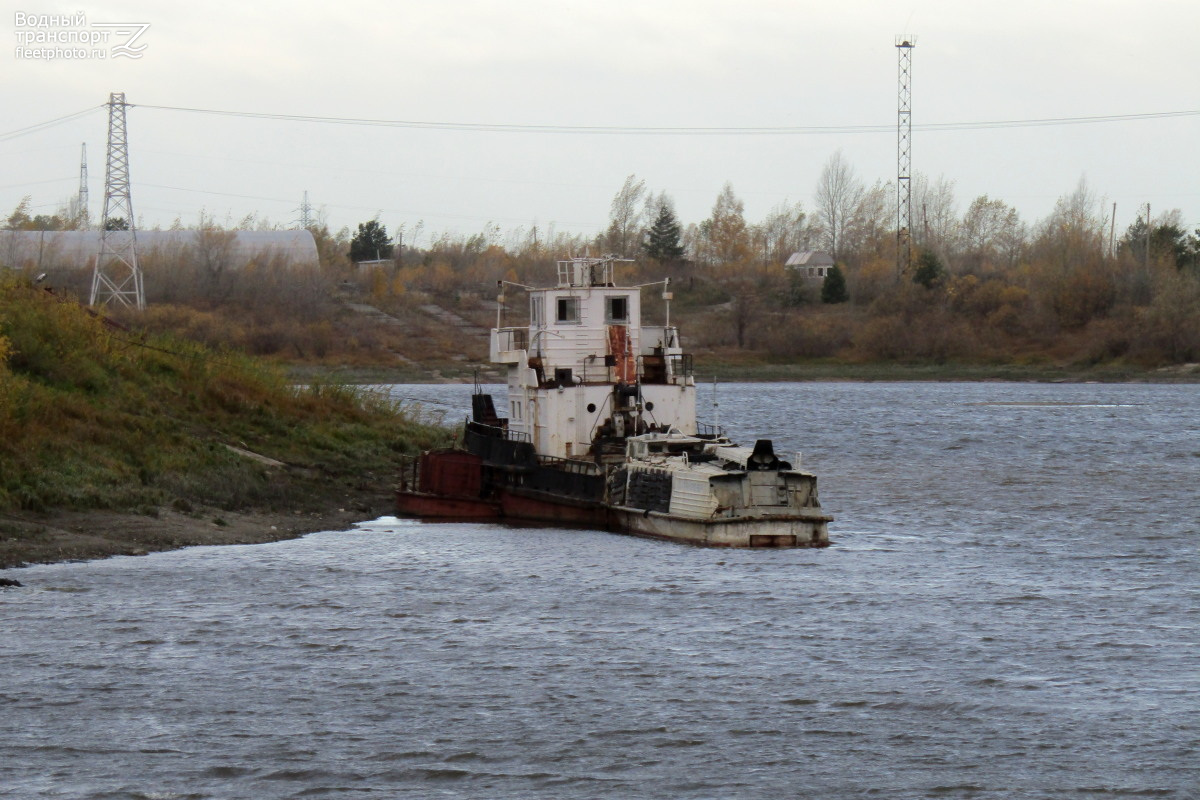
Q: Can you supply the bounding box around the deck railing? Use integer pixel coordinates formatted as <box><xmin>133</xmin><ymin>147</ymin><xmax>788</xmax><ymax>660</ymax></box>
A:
<box><xmin>397</xmin><ymin>453</ymin><xmax>421</xmax><ymax>491</ymax></box>
<box><xmin>492</xmin><ymin>327</ymin><xmax>528</xmax><ymax>352</ymax></box>
<box><xmin>537</xmin><ymin>454</ymin><xmax>604</xmax><ymax>475</ymax></box>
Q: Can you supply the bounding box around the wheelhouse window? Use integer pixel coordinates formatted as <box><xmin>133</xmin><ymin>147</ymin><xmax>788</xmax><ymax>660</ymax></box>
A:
<box><xmin>530</xmin><ymin>296</ymin><xmax>544</xmax><ymax>327</ymax></box>
<box><xmin>606</xmin><ymin>295</ymin><xmax>629</xmax><ymax>323</ymax></box>
<box><xmin>556</xmin><ymin>296</ymin><xmax>580</xmax><ymax>324</ymax></box>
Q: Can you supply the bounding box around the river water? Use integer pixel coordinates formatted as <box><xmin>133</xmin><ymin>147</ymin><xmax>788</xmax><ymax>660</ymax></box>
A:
<box><xmin>3</xmin><ymin>382</ymin><xmax>1197</xmax><ymax>799</ymax></box>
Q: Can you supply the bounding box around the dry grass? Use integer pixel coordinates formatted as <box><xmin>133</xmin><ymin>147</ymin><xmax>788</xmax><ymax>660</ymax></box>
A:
<box><xmin>0</xmin><ymin>278</ymin><xmax>453</xmax><ymax>514</ymax></box>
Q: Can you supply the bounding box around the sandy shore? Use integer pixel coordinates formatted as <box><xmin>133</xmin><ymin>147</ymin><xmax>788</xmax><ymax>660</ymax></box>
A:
<box><xmin>0</xmin><ymin>489</ymin><xmax>396</xmax><ymax>570</ymax></box>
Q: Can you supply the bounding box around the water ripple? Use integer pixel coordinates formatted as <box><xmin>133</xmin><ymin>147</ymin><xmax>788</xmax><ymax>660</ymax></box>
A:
<box><xmin>3</xmin><ymin>382</ymin><xmax>1198</xmax><ymax>799</ymax></box>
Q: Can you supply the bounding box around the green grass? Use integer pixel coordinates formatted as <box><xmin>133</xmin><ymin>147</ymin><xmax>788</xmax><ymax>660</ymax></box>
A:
<box><xmin>0</xmin><ymin>279</ymin><xmax>454</xmax><ymax>514</ymax></box>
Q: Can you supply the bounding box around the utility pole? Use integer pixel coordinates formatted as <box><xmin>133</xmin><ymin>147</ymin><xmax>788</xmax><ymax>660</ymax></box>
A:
<box><xmin>1144</xmin><ymin>203</ymin><xmax>1152</xmax><ymax>267</ymax></box>
<box><xmin>896</xmin><ymin>35</ymin><xmax>916</xmax><ymax>277</ymax></box>
<box><xmin>1109</xmin><ymin>203</ymin><xmax>1116</xmax><ymax>258</ymax></box>
<box><xmin>90</xmin><ymin>92</ymin><xmax>144</xmax><ymax>309</ymax></box>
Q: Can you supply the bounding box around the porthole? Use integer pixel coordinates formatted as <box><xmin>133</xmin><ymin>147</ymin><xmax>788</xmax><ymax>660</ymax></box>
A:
<box><xmin>587</xmin><ymin>403</ymin><xmax>597</xmax><ymax>413</ymax></box>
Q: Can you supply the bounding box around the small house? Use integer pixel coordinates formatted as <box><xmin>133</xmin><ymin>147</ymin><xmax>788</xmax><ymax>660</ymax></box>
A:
<box><xmin>784</xmin><ymin>250</ymin><xmax>835</xmax><ymax>279</ymax></box>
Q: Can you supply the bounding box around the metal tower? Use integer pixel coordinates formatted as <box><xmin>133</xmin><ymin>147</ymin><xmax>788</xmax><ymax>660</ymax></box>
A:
<box><xmin>896</xmin><ymin>36</ymin><xmax>915</xmax><ymax>276</ymax></box>
<box><xmin>75</xmin><ymin>142</ymin><xmax>89</xmax><ymax>229</ymax></box>
<box><xmin>298</xmin><ymin>190</ymin><xmax>313</xmax><ymax>228</ymax></box>
<box><xmin>90</xmin><ymin>92</ymin><xmax>145</xmax><ymax>309</ymax></box>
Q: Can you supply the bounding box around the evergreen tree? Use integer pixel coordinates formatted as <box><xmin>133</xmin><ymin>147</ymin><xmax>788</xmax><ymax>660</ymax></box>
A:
<box><xmin>349</xmin><ymin>220</ymin><xmax>393</xmax><ymax>262</ymax></box>
<box><xmin>912</xmin><ymin>250</ymin><xmax>945</xmax><ymax>289</ymax></box>
<box><xmin>820</xmin><ymin>263</ymin><xmax>848</xmax><ymax>304</ymax></box>
<box><xmin>1123</xmin><ymin>216</ymin><xmax>1191</xmax><ymax>268</ymax></box>
<box><xmin>788</xmin><ymin>269</ymin><xmax>810</xmax><ymax>306</ymax></box>
<box><xmin>643</xmin><ymin>200</ymin><xmax>684</xmax><ymax>264</ymax></box>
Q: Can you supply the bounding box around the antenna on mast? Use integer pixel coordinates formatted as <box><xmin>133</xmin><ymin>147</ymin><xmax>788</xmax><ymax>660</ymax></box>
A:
<box><xmin>896</xmin><ymin>35</ymin><xmax>916</xmax><ymax>277</ymax></box>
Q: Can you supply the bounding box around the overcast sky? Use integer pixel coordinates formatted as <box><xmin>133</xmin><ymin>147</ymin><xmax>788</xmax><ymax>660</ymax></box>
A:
<box><xmin>3</xmin><ymin>0</ymin><xmax>1198</xmax><ymax>247</ymax></box>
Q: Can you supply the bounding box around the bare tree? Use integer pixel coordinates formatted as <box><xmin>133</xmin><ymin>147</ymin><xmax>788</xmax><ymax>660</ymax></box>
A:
<box><xmin>192</xmin><ymin>216</ymin><xmax>240</xmax><ymax>304</ymax></box>
<box><xmin>960</xmin><ymin>195</ymin><xmax>1024</xmax><ymax>272</ymax></box>
<box><xmin>754</xmin><ymin>200</ymin><xmax>812</xmax><ymax>265</ymax></box>
<box><xmin>814</xmin><ymin>150</ymin><xmax>864</xmax><ymax>261</ymax></box>
<box><xmin>605</xmin><ymin>174</ymin><xmax>647</xmax><ymax>256</ymax></box>
<box><xmin>842</xmin><ymin>180</ymin><xmax>892</xmax><ymax>265</ymax></box>
<box><xmin>1035</xmin><ymin>177</ymin><xmax>1108</xmax><ymax>272</ymax></box>
<box><xmin>913</xmin><ymin>173</ymin><xmax>959</xmax><ymax>263</ymax></box>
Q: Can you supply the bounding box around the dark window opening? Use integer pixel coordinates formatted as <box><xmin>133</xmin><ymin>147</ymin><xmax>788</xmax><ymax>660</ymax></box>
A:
<box><xmin>606</xmin><ymin>296</ymin><xmax>629</xmax><ymax>323</ymax></box>
<box><xmin>557</xmin><ymin>297</ymin><xmax>579</xmax><ymax>323</ymax></box>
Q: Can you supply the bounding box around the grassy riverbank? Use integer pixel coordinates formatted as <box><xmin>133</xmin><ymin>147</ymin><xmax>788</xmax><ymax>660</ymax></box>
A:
<box><xmin>0</xmin><ymin>281</ymin><xmax>453</xmax><ymax>568</ymax></box>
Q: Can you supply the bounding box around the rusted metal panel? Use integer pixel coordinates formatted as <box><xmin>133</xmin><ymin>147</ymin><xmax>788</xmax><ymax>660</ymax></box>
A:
<box><xmin>395</xmin><ymin>489</ymin><xmax>499</xmax><ymax>520</ymax></box>
<box><xmin>499</xmin><ymin>488</ymin><xmax>606</xmax><ymax>527</ymax></box>
<box><xmin>606</xmin><ymin>324</ymin><xmax>637</xmax><ymax>383</ymax></box>
<box><xmin>419</xmin><ymin>451</ymin><xmax>483</xmax><ymax>497</ymax></box>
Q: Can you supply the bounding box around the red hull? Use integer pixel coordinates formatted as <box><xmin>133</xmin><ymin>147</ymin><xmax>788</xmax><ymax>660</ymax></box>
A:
<box><xmin>395</xmin><ymin>489</ymin><xmax>500</xmax><ymax>520</ymax></box>
<box><xmin>498</xmin><ymin>488</ymin><xmax>607</xmax><ymax>527</ymax></box>
<box><xmin>396</xmin><ymin>486</ymin><xmax>606</xmax><ymax>528</ymax></box>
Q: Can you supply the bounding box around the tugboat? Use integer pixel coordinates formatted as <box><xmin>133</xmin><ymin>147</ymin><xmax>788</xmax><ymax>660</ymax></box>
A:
<box><xmin>396</xmin><ymin>256</ymin><xmax>832</xmax><ymax>547</ymax></box>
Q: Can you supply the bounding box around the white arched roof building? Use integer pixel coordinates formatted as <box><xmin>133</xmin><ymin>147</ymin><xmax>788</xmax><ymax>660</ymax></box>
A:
<box><xmin>0</xmin><ymin>229</ymin><xmax>320</xmax><ymax>271</ymax></box>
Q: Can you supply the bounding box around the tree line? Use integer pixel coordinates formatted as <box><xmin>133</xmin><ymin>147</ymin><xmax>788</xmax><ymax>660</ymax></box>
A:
<box><xmin>5</xmin><ymin>150</ymin><xmax>1200</xmax><ymax>367</ymax></box>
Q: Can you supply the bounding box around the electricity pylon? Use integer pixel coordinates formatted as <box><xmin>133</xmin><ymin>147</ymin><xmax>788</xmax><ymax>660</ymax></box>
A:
<box><xmin>90</xmin><ymin>91</ymin><xmax>144</xmax><ymax>309</ymax></box>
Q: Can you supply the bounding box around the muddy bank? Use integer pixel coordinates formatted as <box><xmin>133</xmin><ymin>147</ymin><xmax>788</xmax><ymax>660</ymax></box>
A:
<box><xmin>0</xmin><ymin>488</ymin><xmax>396</xmax><ymax>570</ymax></box>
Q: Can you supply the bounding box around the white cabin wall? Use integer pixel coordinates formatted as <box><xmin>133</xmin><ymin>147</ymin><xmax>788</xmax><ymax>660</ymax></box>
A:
<box><xmin>576</xmin><ymin>385</ymin><xmax>615</xmax><ymax>452</ymax></box>
<box><xmin>531</xmin><ymin>288</ymin><xmax>643</xmax><ymax>378</ymax></box>
<box><xmin>641</xmin><ymin>384</ymin><xmax>697</xmax><ymax>434</ymax></box>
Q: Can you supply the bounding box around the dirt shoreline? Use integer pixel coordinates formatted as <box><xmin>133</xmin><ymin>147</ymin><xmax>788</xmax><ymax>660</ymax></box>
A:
<box><xmin>0</xmin><ymin>488</ymin><xmax>397</xmax><ymax>571</ymax></box>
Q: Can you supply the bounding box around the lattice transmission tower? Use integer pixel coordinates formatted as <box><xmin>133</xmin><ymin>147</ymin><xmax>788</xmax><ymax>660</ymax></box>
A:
<box><xmin>896</xmin><ymin>36</ymin><xmax>915</xmax><ymax>277</ymax></box>
<box><xmin>297</xmin><ymin>189</ymin><xmax>313</xmax><ymax>229</ymax></box>
<box><xmin>75</xmin><ymin>142</ymin><xmax>89</xmax><ymax>229</ymax></box>
<box><xmin>90</xmin><ymin>91</ymin><xmax>144</xmax><ymax>309</ymax></box>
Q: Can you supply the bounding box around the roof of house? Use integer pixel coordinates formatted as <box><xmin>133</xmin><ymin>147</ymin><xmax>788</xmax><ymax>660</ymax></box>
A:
<box><xmin>784</xmin><ymin>250</ymin><xmax>835</xmax><ymax>267</ymax></box>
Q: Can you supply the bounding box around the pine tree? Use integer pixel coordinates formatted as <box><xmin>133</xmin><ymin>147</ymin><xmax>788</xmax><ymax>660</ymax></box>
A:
<box><xmin>643</xmin><ymin>200</ymin><xmax>685</xmax><ymax>264</ymax></box>
<box><xmin>912</xmin><ymin>250</ymin><xmax>945</xmax><ymax>289</ymax></box>
<box><xmin>349</xmin><ymin>220</ymin><xmax>393</xmax><ymax>262</ymax></box>
<box><xmin>821</xmin><ymin>263</ymin><xmax>848</xmax><ymax>304</ymax></box>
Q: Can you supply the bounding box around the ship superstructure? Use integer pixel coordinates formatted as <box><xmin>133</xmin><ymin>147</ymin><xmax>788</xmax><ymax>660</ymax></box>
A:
<box><xmin>491</xmin><ymin>256</ymin><xmax>694</xmax><ymax>460</ymax></box>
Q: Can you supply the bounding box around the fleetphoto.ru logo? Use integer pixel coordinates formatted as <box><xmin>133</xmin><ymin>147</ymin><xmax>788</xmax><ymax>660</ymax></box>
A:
<box><xmin>14</xmin><ymin>11</ymin><xmax>150</xmax><ymax>60</ymax></box>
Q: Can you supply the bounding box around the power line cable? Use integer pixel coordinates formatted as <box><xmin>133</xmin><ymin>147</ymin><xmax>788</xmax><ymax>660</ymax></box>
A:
<box><xmin>136</xmin><ymin>181</ymin><xmax>603</xmax><ymax>228</ymax></box>
<box><xmin>133</xmin><ymin>103</ymin><xmax>1200</xmax><ymax>135</ymax></box>
<box><xmin>0</xmin><ymin>106</ymin><xmax>103</xmax><ymax>142</ymax></box>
